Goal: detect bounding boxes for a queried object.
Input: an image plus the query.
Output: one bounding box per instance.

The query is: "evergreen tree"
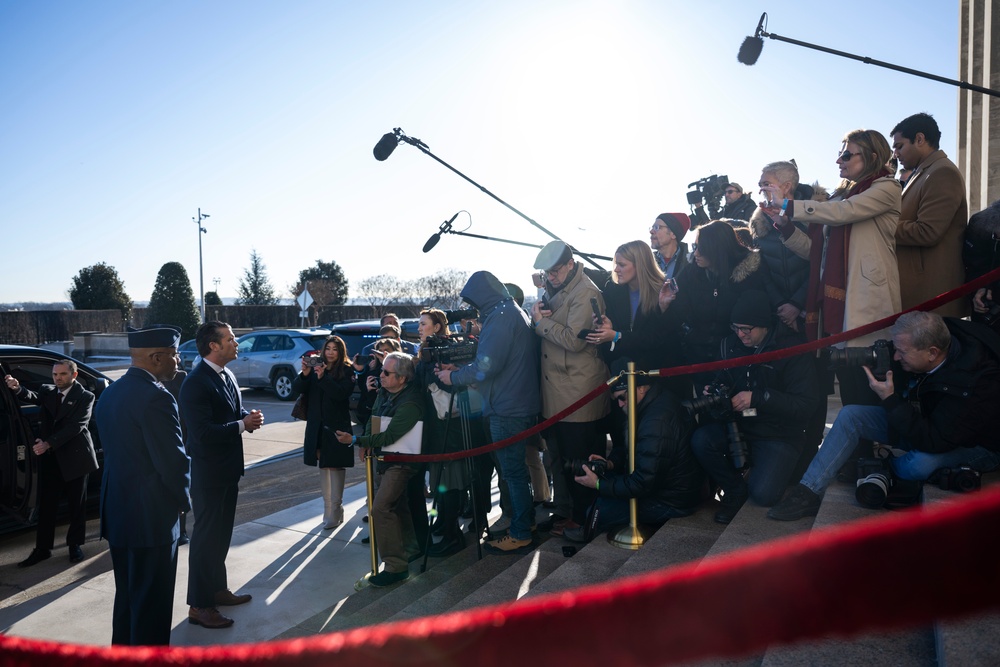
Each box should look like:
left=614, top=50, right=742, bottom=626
left=146, top=262, right=201, bottom=339
left=236, top=249, right=278, bottom=306
left=204, top=291, right=223, bottom=306
left=68, top=262, right=133, bottom=321
left=290, top=259, right=349, bottom=308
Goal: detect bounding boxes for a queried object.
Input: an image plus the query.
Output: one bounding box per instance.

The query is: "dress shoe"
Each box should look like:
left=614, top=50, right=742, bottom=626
left=214, top=589, right=252, bottom=606
left=178, top=533, right=189, bottom=546
left=368, top=569, right=408, bottom=588
left=17, top=549, right=51, bottom=568
left=188, top=606, right=234, bottom=629
left=68, top=545, right=85, bottom=563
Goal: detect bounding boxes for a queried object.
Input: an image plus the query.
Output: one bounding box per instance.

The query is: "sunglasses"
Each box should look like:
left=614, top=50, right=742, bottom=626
left=838, top=149, right=864, bottom=162
left=613, top=393, right=627, bottom=405
left=725, top=189, right=739, bottom=194
left=380, top=368, right=397, bottom=377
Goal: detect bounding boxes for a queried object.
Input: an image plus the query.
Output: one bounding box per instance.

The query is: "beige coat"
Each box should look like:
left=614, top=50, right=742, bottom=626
left=781, top=177, right=902, bottom=346
left=896, top=150, right=969, bottom=317
left=534, top=265, right=610, bottom=422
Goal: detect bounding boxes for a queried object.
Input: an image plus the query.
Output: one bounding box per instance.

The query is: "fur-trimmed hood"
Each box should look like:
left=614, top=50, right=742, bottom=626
left=731, top=249, right=762, bottom=283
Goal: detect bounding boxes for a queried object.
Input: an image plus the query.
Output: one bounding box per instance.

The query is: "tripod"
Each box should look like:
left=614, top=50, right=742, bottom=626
left=420, top=386, right=485, bottom=572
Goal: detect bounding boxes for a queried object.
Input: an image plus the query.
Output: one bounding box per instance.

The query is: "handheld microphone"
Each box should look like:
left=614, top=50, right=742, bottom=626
left=422, top=212, right=461, bottom=253
left=373, top=132, right=399, bottom=161
left=737, top=13, right=766, bottom=65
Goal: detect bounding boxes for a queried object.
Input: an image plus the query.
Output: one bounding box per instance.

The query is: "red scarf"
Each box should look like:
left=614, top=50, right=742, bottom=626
left=804, top=169, right=890, bottom=340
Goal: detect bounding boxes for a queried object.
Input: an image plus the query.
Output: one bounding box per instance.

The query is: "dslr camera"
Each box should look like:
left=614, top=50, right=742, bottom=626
left=564, top=458, right=609, bottom=478
left=930, top=466, right=981, bottom=493
left=682, top=382, right=752, bottom=471
left=829, top=339, right=894, bottom=380
left=303, top=351, right=325, bottom=368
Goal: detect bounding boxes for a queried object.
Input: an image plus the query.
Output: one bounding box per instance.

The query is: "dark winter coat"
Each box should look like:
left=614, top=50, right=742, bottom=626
left=883, top=318, right=1000, bottom=453
left=713, top=324, right=820, bottom=444
left=600, top=279, right=682, bottom=373
left=750, top=208, right=810, bottom=312
left=667, top=250, right=771, bottom=366
left=601, top=383, right=703, bottom=512
left=293, top=365, right=355, bottom=468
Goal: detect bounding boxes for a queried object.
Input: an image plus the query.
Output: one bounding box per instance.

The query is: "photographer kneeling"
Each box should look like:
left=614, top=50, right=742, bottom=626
left=768, top=311, right=1000, bottom=521
left=567, top=360, right=704, bottom=542
left=690, top=291, right=821, bottom=524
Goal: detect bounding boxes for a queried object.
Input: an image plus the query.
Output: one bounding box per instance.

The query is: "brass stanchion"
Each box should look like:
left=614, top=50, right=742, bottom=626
left=609, top=361, right=652, bottom=550
left=354, top=451, right=380, bottom=590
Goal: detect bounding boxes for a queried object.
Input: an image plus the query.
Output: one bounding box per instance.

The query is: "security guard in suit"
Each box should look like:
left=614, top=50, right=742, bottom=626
left=5, top=360, right=98, bottom=567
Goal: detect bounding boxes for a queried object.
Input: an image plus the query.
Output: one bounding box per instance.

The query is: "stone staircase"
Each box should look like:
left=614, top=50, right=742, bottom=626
left=273, top=471, right=999, bottom=665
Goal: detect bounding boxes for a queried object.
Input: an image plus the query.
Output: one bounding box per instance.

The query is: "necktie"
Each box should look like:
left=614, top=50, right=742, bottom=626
left=221, top=371, right=237, bottom=405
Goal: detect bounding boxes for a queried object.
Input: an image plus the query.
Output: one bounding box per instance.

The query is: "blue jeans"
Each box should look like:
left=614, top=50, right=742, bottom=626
left=800, top=405, right=1000, bottom=494
left=488, top=415, right=536, bottom=541
left=691, top=423, right=801, bottom=507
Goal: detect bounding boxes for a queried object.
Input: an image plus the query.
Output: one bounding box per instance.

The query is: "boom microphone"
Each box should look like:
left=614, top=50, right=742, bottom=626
left=373, top=132, right=399, bottom=161
left=422, top=212, right=461, bottom=253
left=737, top=12, right=766, bottom=65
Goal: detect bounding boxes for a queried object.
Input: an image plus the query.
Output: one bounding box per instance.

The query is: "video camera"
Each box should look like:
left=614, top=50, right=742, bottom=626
left=419, top=333, right=479, bottom=366
left=686, top=173, right=729, bottom=220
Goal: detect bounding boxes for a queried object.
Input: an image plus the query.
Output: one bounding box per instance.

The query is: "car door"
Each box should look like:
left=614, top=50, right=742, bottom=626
left=231, top=335, right=258, bottom=387
left=247, top=334, right=291, bottom=385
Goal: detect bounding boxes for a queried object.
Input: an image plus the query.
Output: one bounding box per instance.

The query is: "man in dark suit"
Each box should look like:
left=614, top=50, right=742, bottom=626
left=4, top=359, right=98, bottom=567
left=95, top=325, right=190, bottom=646
left=180, top=321, right=264, bottom=629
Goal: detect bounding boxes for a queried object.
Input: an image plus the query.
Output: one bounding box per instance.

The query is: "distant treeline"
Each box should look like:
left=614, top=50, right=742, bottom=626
left=0, top=305, right=423, bottom=346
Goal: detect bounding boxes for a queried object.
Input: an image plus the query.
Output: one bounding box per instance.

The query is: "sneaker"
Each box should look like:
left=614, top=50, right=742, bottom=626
left=549, top=518, right=580, bottom=536
left=369, top=570, right=409, bottom=587
left=483, top=534, right=534, bottom=555
left=767, top=484, right=822, bottom=521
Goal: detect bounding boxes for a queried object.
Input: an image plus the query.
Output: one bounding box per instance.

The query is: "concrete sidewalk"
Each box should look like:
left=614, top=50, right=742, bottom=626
left=0, top=483, right=376, bottom=646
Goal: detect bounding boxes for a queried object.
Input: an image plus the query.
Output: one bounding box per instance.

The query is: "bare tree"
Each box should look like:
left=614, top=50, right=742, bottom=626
left=415, top=269, right=469, bottom=309
left=356, top=275, right=403, bottom=315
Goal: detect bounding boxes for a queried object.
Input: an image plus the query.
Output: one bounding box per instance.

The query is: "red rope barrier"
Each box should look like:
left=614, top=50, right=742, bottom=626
left=386, top=265, right=1000, bottom=464
left=4, top=486, right=999, bottom=666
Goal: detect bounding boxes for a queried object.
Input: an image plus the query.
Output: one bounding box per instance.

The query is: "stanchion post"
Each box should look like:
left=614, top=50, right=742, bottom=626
left=609, top=361, right=652, bottom=550
left=355, top=451, right=380, bottom=590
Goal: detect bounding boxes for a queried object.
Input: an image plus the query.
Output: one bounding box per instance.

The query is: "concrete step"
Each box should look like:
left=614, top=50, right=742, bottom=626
left=758, top=481, right=935, bottom=667
left=446, top=536, right=567, bottom=612
left=612, top=503, right=725, bottom=581
left=927, top=472, right=1000, bottom=667
left=516, top=531, right=636, bottom=600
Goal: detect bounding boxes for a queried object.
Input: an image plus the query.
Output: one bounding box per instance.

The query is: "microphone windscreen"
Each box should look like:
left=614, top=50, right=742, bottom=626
left=373, top=132, right=399, bottom=161
left=422, top=233, right=441, bottom=253
left=737, top=36, right=763, bottom=65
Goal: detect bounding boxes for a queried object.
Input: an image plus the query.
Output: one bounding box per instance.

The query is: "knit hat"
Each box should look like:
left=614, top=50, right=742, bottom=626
left=609, top=358, right=655, bottom=392
left=656, top=213, right=691, bottom=241
left=729, top=291, right=772, bottom=328
left=726, top=182, right=743, bottom=194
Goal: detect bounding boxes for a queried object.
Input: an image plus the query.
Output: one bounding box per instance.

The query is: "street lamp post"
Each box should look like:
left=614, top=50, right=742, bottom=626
left=193, top=208, right=210, bottom=322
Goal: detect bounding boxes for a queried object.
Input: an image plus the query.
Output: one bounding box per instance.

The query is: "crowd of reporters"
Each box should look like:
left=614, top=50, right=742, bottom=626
left=305, top=111, right=1000, bottom=586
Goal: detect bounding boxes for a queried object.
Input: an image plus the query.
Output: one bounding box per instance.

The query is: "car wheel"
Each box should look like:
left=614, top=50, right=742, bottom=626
left=272, top=370, right=295, bottom=401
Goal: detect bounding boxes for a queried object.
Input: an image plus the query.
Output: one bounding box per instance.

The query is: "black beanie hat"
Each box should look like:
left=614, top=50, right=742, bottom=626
left=730, top=290, right=772, bottom=328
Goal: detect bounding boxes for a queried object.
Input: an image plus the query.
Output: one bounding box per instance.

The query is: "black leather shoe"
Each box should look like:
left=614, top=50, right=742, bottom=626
left=68, top=545, right=85, bottom=563
left=767, top=484, right=822, bottom=521
left=178, top=533, right=190, bottom=546
left=17, top=549, right=51, bottom=568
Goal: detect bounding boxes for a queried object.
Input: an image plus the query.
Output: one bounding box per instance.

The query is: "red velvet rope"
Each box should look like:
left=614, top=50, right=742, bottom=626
left=384, top=265, right=1000, bottom=463
left=4, top=270, right=998, bottom=664
left=4, top=486, right=999, bottom=665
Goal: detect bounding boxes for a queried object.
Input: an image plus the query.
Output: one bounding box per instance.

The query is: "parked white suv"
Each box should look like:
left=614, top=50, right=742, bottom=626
left=231, top=329, right=330, bottom=400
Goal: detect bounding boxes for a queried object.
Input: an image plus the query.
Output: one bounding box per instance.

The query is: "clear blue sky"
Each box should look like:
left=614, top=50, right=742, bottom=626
left=0, top=0, right=962, bottom=305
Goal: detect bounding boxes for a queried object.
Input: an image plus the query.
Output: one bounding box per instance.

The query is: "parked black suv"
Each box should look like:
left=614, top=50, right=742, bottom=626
left=0, top=345, right=112, bottom=533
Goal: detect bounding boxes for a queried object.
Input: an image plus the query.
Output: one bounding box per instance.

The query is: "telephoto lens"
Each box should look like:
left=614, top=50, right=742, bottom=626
left=856, top=472, right=893, bottom=509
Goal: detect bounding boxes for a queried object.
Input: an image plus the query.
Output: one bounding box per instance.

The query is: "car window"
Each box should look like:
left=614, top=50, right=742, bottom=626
left=305, top=335, right=328, bottom=350
left=237, top=337, right=256, bottom=354
left=276, top=335, right=294, bottom=351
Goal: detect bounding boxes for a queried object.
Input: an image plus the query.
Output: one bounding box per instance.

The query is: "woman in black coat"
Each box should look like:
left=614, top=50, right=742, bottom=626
left=293, top=335, right=355, bottom=530
left=659, top=219, right=771, bottom=375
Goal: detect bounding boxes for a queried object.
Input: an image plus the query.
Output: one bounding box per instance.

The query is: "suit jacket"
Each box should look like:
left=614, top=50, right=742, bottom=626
left=896, top=150, right=969, bottom=317
left=17, top=381, right=98, bottom=481
left=95, top=367, right=190, bottom=547
left=179, top=360, right=248, bottom=489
